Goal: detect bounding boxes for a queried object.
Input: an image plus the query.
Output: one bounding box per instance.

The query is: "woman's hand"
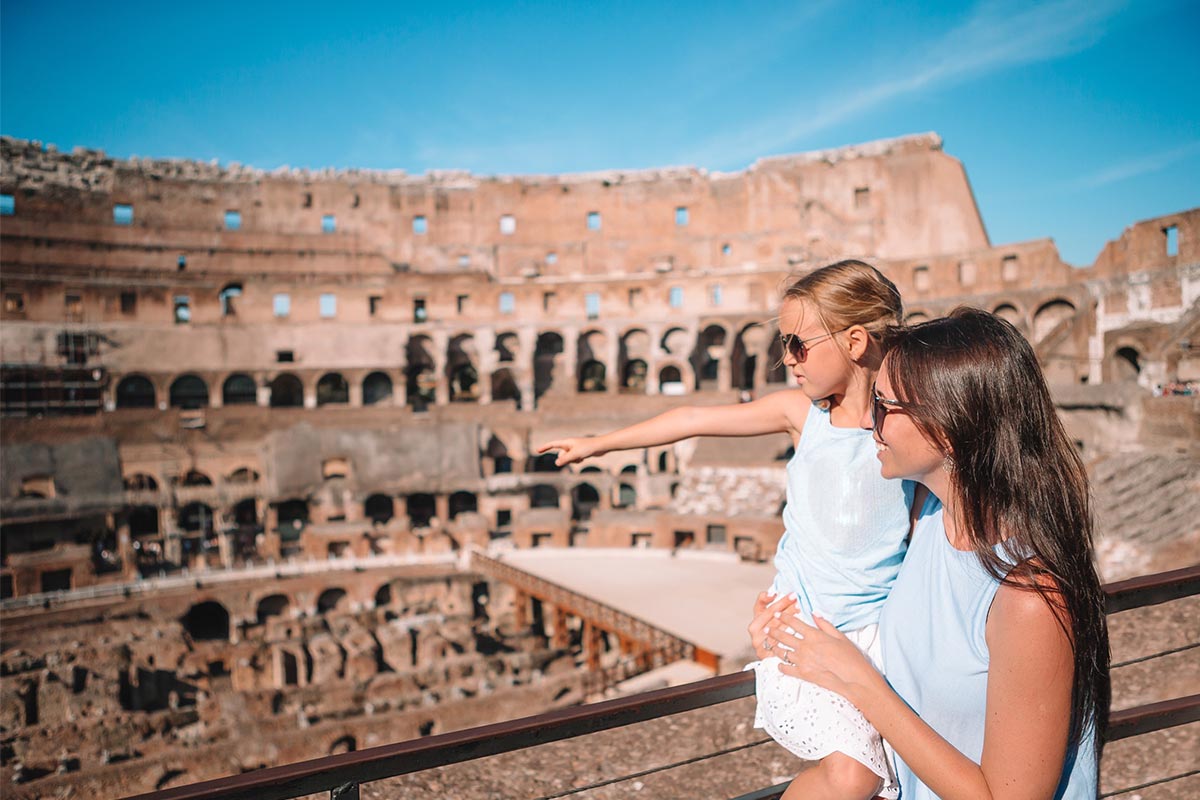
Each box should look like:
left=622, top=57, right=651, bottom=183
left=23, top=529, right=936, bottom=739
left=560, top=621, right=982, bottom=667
left=767, top=613, right=885, bottom=704
left=535, top=437, right=606, bottom=466
left=746, top=592, right=797, bottom=660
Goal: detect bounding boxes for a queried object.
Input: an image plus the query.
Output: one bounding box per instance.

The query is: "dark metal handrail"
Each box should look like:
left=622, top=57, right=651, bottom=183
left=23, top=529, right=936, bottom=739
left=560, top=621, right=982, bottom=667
left=122, top=563, right=1200, bottom=800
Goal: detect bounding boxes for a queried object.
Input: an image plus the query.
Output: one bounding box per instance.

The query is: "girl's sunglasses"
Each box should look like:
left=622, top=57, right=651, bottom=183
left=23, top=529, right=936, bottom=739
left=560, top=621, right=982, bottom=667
left=778, top=327, right=850, bottom=361
left=871, top=383, right=914, bottom=436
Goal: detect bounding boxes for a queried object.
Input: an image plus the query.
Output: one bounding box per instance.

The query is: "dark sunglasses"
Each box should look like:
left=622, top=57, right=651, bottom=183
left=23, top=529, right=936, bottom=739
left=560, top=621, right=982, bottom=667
left=778, top=327, right=850, bottom=361
left=871, top=382, right=913, bottom=436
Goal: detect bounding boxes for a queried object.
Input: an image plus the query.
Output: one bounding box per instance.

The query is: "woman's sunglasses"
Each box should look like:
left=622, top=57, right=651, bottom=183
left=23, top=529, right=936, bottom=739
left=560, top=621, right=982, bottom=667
left=778, top=327, right=850, bottom=361
left=871, top=383, right=913, bottom=436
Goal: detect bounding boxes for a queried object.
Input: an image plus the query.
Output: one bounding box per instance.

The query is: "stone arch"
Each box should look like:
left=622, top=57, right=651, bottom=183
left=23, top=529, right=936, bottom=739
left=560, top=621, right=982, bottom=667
left=485, top=434, right=514, bottom=473
left=491, top=368, right=521, bottom=408
left=691, top=323, right=728, bottom=389
left=658, top=362, right=687, bottom=395
left=269, top=373, right=304, bottom=408
left=529, top=484, right=559, bottom=509
left=256, top=594, right=290, bottom=624
left=660, top=327, right=689, bottom=356
left=169, top=374, right=209, bottom=409
left=179, top=470, right=213, bottom=487
left=124, top=473, right=159, bottom=491
left=406, top=336, right=437, bottom=410
left=992, top=302, right=1024, bottom=329
left=447, top=334, right=480, bottom=402
left=765, top=326, right=787, bottom=384
left=732, top=323, right=766, bottom=391
left=534, top=331, right=565, bottom=405
left=222, top=373, right=257, bottom=406
left=116, top=374, right=157, bottom=409
left=316, top=587, right=349, bottom=614
left=1032, top=298, right=1077, bottom=342
left=365, top=494, right=395, bottom=524
left=329, top=736, right=356, bottom=755
left=1111, top=345, right=1142, bottom=381
left=362, top=372, right=394, bottom=406
left=317, top=372, right=350, bottom=406
left=181, top=600, right=230, bottom=641
left=571, top=483, right=600, bottom=521
left=619, top=328, right=651, bottom=393
left=494, top=331, right=520, bottom=364
left=578, top=360, right=607, bottom=393
left=449, top=491, right=477, bottom=519
left=407, top=493, right=435, bottom=527
left=226, top=467, right=260, bottom=484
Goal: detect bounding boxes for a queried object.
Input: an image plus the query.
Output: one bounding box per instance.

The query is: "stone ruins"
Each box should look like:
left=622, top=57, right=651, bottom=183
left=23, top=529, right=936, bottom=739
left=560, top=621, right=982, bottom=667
left=0, top=132, right=1196, bottom=796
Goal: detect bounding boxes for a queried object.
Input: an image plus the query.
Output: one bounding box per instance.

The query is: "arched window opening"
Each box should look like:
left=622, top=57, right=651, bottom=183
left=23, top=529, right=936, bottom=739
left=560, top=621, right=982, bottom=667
left=317, top=373, right=349, bottom=405
left=407, top=494, right=435, bottom=527
left=316, top=588, right=348, bottom=614
left=529, top=453, right=561, bottom=473
left=448, top=335, right=480, bottom=402
left=128, top=506, right=159, bottom=537
left=180, top=470, right=213, bottom=487
left=659, top=365, right=685, bottom=396
left=533, top=332, right=564, bottom=406
left=226, top=467, right=260, bottom=484
left=276, top=499, right=309, bottom=538
left=374, top=582, right=393, bottom=607
left=169, top=375, right=209, bottom=409
left=362, top=372, right=393, bottom=406
left=116, top=375, right=156, bottom=409
left=491, top=369, right=521, bottom=408
left=269, top=374, right=304, bottom=408
left=1114, top=346, right=1141, bottom=381
left=529, top=484, right=559, bottom=509
left=766, top=332, right=787, bottom=384
left=222, top=373, right=257, bottom=406
left=178, top=502, right=215, bottom=533
left=365, top=494, right=395, bottom=524
left=578, top=360, right=607, bottom=393
left=406, top=337, right=437, bottom=411
left=571, top=484, right=600, bottom=521
left=691, top=325, right=726, bottom=390
left=218, top=283, right=243, bottom=317
left=256, top=594, right=289, bottom=624
left=992, top=303, right=1023, bottom=328
left=232, top=498, right=258, bottom=527
left=617, top=484, right=637, bottom=508
left=1032, top=299, right=1077, bottom=342
left=621, top=359, right=648, bottom=393
left=124, top=473, right=158, bottom=491
left=181, top=601, right=230, bottom=641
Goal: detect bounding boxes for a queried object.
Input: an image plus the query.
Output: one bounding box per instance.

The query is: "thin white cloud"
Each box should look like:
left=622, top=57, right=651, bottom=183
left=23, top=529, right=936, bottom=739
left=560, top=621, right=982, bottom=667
left=685, top=0, right=1127, bottom=167
left=1072, top=141, right=1200, bottom=189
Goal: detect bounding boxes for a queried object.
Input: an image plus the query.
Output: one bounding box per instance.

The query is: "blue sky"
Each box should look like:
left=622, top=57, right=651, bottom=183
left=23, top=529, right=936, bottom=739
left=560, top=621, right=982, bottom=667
left=2, top=0, right=1197, bottom=265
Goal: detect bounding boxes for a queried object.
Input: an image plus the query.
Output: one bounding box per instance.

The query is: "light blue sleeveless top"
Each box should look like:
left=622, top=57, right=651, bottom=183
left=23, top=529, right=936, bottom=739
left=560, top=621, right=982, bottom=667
left=879, top=496, right=1097, bottom=799
left=771, top=402, right=913, bottom=631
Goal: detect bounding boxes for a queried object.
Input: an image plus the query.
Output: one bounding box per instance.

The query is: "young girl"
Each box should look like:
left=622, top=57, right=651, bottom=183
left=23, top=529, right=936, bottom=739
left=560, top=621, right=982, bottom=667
left=539, top=260, right=912, bottom=799
left=764, top=308, right=1110, bottom=799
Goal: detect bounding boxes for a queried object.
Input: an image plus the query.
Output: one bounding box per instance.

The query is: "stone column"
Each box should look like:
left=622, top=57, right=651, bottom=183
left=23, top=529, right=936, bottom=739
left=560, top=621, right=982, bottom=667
left=348, top=377, right=363, bottom=408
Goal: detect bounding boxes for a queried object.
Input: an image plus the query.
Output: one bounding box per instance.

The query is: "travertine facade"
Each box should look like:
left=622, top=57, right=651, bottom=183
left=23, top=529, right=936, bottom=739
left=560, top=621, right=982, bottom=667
left=1, top=133, right=1197, bottom=795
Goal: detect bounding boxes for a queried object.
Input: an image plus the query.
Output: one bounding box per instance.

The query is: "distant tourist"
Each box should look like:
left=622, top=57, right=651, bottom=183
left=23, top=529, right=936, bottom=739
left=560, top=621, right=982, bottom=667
left=765, top=308, right=1110, bottom=799
left=540, top=260, right=913, bottom=798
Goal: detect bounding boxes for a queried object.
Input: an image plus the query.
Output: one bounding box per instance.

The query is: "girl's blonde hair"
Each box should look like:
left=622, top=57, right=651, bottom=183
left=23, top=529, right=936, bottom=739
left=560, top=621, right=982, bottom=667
left=782, top=259, right=904, bottom=343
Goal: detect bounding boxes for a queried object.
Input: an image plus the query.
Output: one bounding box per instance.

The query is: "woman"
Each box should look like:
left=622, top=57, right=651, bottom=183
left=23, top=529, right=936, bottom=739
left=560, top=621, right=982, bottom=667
left=758, top=308, right=1110, bottom=799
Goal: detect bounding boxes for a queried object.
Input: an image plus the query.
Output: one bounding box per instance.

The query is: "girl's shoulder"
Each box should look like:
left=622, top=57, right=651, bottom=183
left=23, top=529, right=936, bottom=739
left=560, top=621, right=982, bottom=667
left=762, top=389, right=814, bottom=443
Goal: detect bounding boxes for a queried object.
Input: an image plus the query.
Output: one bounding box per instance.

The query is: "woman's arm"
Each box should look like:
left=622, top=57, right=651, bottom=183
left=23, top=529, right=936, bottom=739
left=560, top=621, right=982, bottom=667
left=537, top=389, right=810, bottom=466
left=769, top=586, right=1075, bottom=800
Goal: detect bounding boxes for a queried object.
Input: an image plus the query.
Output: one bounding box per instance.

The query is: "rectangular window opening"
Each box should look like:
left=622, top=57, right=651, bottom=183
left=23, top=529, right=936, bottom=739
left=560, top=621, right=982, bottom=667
left=456, top=294, right=468, bottom=314
left=113, top=204, right=133, bottom=225
left=320, top=293, right=337, bottom=318
left=0, top=194, right=14, bottom=216
left=586, top=211, right=601, bottom=231
left=499, top=214, right=516, bottom=235
left=675, top=206, right=689, bottom=226
left=913, top=266, right=931, bottom=293
left=854, top=187, right=870, bottom=209
left=1001, top=255, right=1019, bottom=282
left=64, top=293, right=83, bottom=317
left=413, top=215, right=428, bottom=235
left=5, top=292, right=26, bottom=313
left=499, top=292, right=515, bottom=314
left=277, top=350, right=294, bottom=363
left=273, top=293, right=291, bottom=318
left=709, top=284, right=723, bottom=306
left=1165, top=225, right=1179, bottom=257
left=413, top=298, right=427, bottom=323
left=457, top=254, right=470, bottom=268
left=224, top=210, right=242, bottom=231
left=668, top=286, right=683, bottom=309
left=120, top=291, right=136, bottom=315
left=706, top=524, right=727, bottom=546
left=173, top=296, right=191, bottom=324
left=585, top=292, right=601, bottom=320
left=545, top=252, right=558, bottom=265
left=542, top=291, right=556, bottom=313
left=321, top=214, right=336, bottom=234
left=628, top=287, right=641, bottom=308
left=369, top=295, right=382, bottom=317
left=958, top=260, right=977, bottom=287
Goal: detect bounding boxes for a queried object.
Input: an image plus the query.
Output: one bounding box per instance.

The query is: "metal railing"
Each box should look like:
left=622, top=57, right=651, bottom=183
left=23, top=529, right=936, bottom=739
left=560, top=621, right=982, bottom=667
left=118, top=562, right=1200, bottom=800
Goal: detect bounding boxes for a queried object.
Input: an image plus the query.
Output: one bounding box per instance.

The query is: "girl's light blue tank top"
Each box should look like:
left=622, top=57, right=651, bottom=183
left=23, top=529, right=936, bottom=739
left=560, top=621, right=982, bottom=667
left=878, top=496, right=1098, bottom=799
left=771, top=402, right=912, bottom=631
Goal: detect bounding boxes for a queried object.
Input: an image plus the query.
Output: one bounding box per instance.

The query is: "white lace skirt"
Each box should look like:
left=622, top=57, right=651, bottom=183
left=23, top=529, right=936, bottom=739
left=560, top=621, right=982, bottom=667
left=745, top=623, right=899, bottom=799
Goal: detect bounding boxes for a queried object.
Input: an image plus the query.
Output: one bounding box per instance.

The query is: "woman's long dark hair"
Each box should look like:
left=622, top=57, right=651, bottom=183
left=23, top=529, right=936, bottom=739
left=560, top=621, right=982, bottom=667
left=885, top=307, right=1110, bottom=758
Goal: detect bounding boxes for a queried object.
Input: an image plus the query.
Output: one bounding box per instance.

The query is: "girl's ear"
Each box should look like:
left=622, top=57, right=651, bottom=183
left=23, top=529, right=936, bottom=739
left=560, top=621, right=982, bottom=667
left=845, top=325, right=872, bottom=360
